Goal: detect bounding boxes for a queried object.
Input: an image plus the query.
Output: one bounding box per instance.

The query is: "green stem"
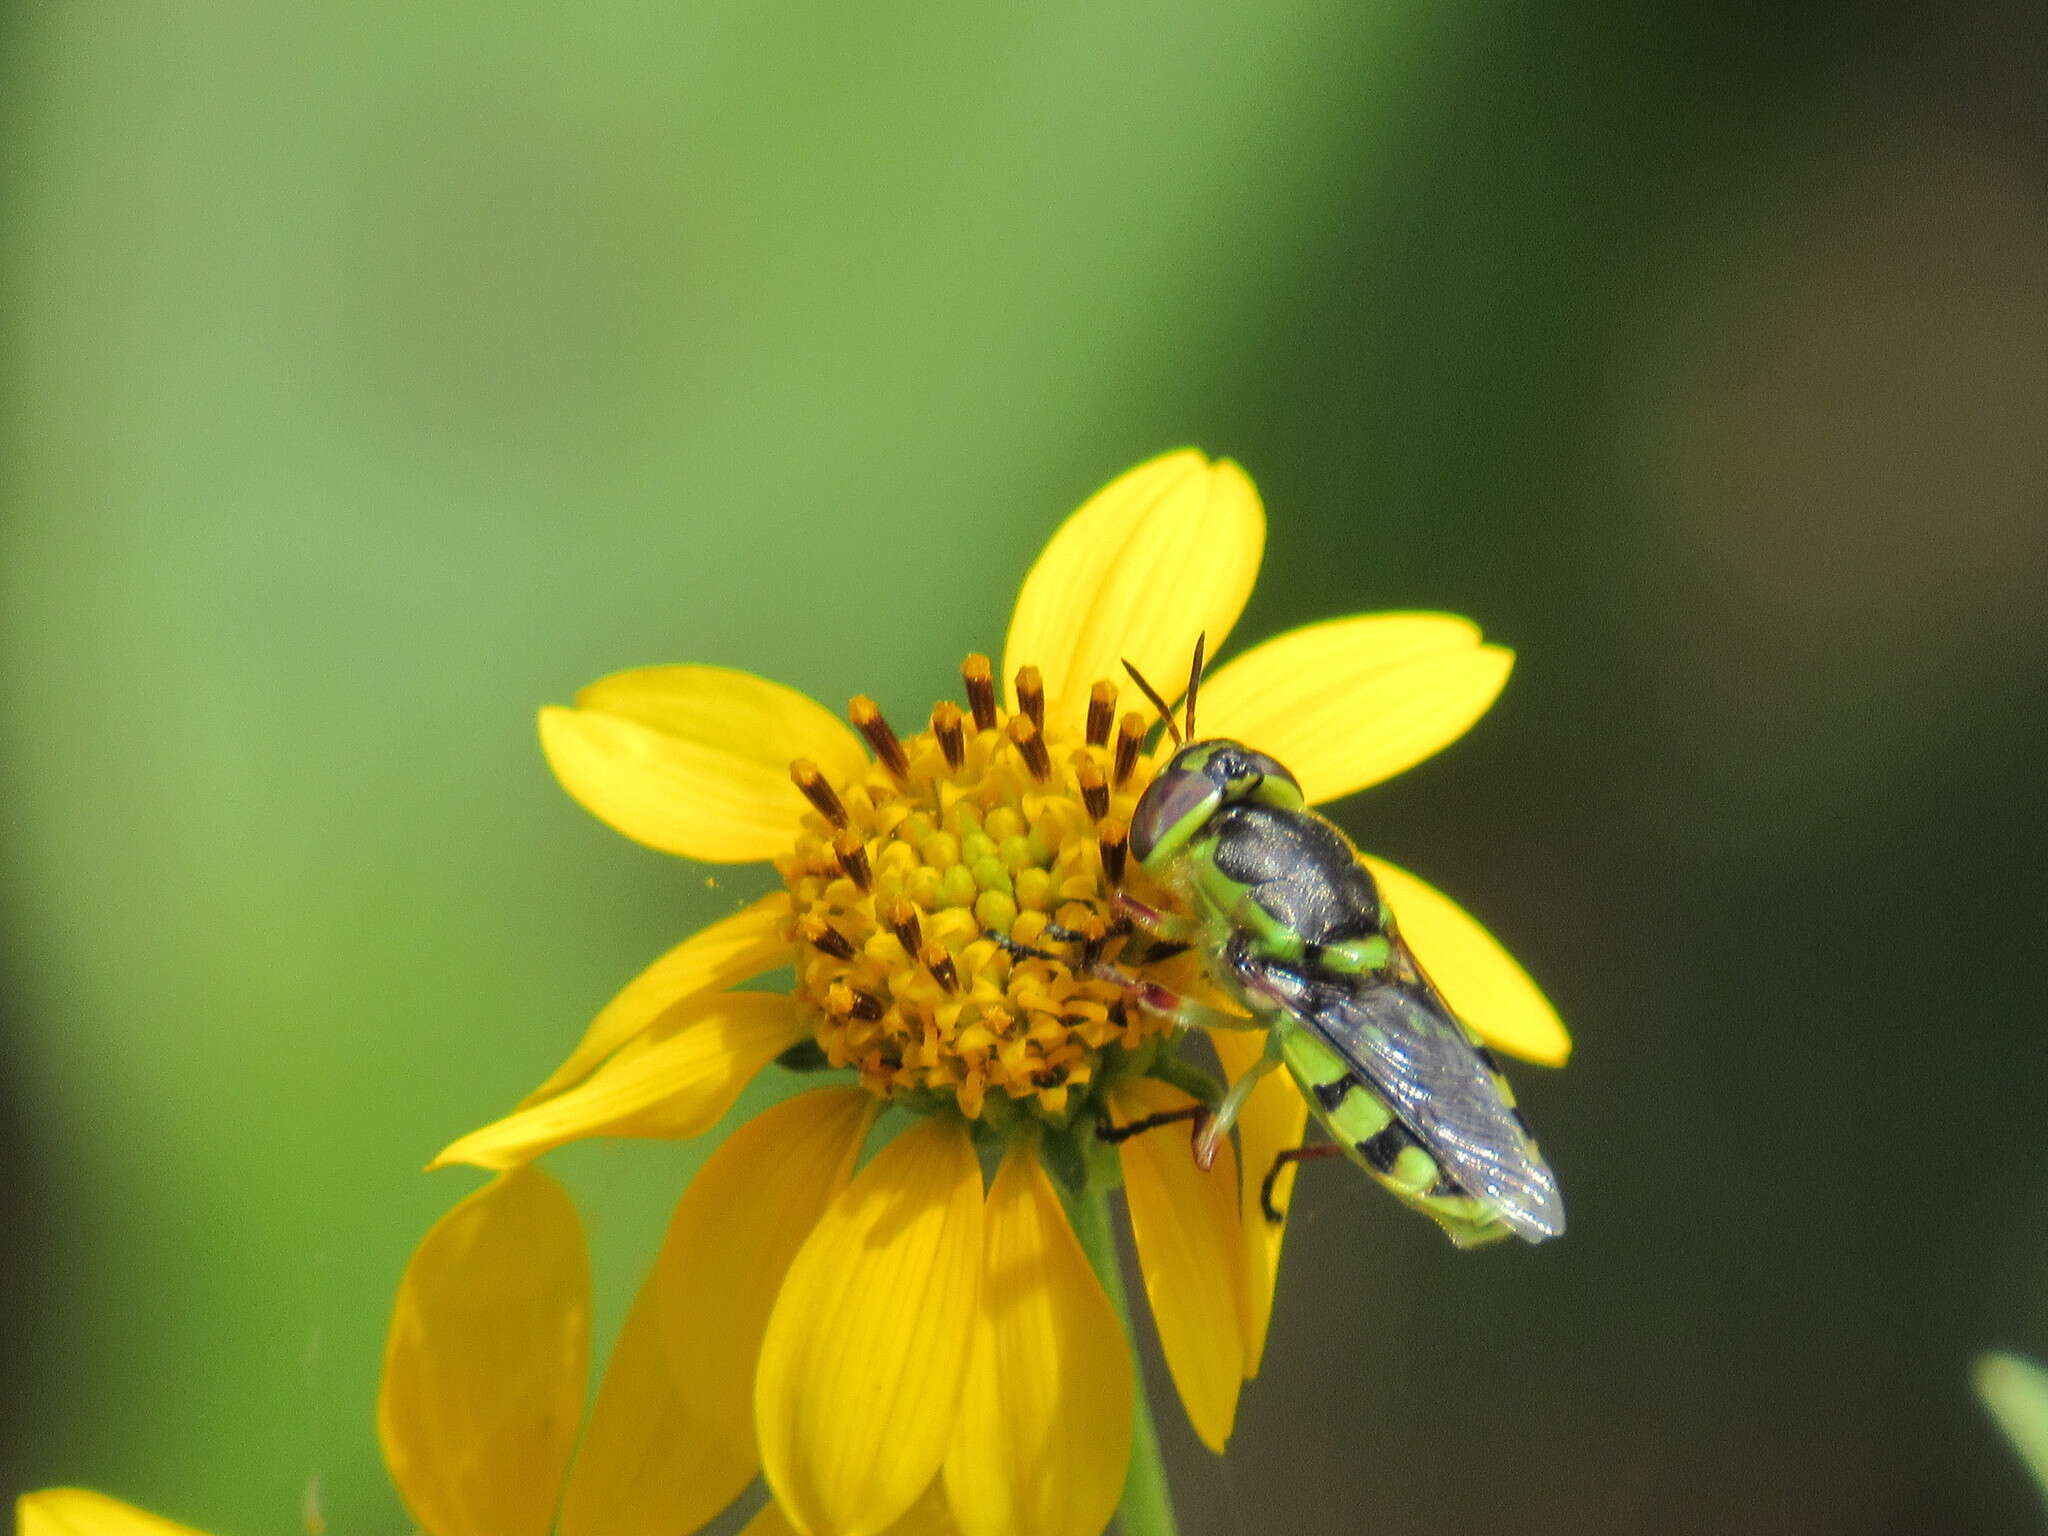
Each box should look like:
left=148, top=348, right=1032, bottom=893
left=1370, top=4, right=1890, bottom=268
left=1070, top=1185, right=1181, bottom=1536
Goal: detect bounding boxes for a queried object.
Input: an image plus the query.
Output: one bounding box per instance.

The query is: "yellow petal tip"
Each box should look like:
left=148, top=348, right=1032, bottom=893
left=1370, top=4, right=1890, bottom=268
left=424, top=1129, right=518, bottom=1173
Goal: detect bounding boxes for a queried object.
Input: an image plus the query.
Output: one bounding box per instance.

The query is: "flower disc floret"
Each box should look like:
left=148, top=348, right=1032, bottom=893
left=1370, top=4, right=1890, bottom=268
left=776, top=655, right=1164, bottom=1121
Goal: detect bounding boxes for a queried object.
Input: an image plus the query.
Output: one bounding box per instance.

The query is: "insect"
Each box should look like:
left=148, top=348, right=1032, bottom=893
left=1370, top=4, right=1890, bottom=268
left=1081, top=640, right=1564, bottom=1247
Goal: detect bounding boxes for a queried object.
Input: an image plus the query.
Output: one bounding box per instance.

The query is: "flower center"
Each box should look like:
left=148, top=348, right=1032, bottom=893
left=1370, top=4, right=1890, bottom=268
left=775, top=654, right=1168, bottom=1122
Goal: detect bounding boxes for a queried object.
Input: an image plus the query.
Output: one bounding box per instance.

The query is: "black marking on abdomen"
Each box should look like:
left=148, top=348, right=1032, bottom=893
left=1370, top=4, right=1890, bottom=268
left=1357, top=1123, right=1410, bottom=1174
left=1510, top=1106, right=1533, bottom=1139
left=1472, top=1044, right=1502, bottom=1074
left=1312, top=1076, right=1354, bottom=1113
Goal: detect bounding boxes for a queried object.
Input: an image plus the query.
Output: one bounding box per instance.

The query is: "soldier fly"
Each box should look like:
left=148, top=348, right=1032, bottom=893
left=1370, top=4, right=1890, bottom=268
left=1059, top=640, right=1564, bottom=1246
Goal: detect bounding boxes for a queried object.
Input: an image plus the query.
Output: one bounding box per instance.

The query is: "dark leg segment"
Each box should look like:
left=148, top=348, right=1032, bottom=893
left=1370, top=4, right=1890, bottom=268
left=1260, top=1143, right=1345, bottom=1222
left=1096, top=1104, right=1210, bottom=1145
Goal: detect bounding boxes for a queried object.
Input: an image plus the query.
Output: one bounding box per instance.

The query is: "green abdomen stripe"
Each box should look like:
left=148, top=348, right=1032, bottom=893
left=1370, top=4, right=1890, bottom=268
left=1275, top=1024, right=1513, bottom=1247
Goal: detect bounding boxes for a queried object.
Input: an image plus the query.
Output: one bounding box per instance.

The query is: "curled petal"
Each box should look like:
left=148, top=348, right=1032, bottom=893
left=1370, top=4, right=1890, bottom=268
left=635, top=1088, right=875, bottom=1530
left=523, top=894, right=794, bottom=1105
left=1197, top=615, right=1511, bottom=804
left=1209, top=1029, right=1309, bottom=1378
left=541, top=666, right=868, bottom=862
left=1004, top=451, right=1263, bottom=723
left=1365, top=855, right=1571, bottom=1066
left=432, top=992, right=806, bottom=1169
left=943, top=1142, right=1131, bottom=1536
left=1111, top=1077, right=1246, bottom=1453
left=377, top=1167, right=589, bottom=1536
left=17, top=1492, right=211, bottom=1536
left=757, top=1118, right=983, bottom=1536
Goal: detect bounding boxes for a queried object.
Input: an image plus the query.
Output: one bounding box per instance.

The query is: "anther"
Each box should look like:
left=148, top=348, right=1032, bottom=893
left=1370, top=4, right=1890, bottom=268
left=797, top=914, right=855, bottom=961
left=885, top=897, right=924, bottom=957
left=1098, top=818, right=1129, bottom=886
left=832, top=828, right=873, bottom=890
left=848, top=696, right=910, bottom=780
left=1015, top=665, right=1045, bottom=731
left=919, top=939, right=959, bottom=993
left=1113, top=711, right=1146, bottom=787
left=962, top=654, right=998, bottom=732
left=1073, top=753, right=1109, bottom=821
left=1072, top=912, right=1109, bottom=967
left=1007, top=715, right=1051, bottom=781
left=931, top=700, right=965, bottom=770
left=829, top=981, right=886, bottom=1021
left=1086, top=680, right=1117, bottom=748
left=789, top=759, right=849, bottom=827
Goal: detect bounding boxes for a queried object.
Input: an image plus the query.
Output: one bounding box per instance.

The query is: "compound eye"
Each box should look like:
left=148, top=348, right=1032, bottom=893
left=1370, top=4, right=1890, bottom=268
left=1129, top=768, right=1220, bottom=865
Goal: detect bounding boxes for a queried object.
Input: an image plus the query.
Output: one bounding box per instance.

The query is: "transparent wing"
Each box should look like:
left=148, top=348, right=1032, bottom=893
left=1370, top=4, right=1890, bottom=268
left=1241, top=942, right=1565, bottom=1241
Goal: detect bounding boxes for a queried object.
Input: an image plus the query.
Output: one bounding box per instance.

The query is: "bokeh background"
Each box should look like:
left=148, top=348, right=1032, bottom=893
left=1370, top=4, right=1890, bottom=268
left=4, top=2, right=2045, bottom=1532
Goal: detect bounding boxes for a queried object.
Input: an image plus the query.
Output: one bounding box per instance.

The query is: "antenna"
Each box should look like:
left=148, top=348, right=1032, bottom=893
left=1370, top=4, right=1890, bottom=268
left=1184, top=631, right=1205, bottom=741
left=1121, top=658, right=1183, bottom=746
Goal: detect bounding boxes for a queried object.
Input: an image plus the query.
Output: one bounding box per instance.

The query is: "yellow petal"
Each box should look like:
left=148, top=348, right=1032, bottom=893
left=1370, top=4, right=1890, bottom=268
left=1364, top=855, right=1571, bottom=1066
left=541, top=666, right=868, bottom=863
left=17, top=1491, right=211, bottom=1536
left=1003, top=451, right=1264, bottom=722
left=757, top=1118, right=984, bottom=1536
left=556, top=1268, right=702, bottom=1536
left=742, top=1484, right=963, bottom=1536
left=943, top=1143, right=1131, bottom=1536
left=377, top=1167, right=589, bottom=1536
left=635, top=1088, right=875, bottom=1529
left=522, top=893, right=794, bottom=1105
left=433, top=991, right=806, bottom=1169
left=740, top=1505, right=802, bottom=1536
left=1209, top=1029, right=1309, bottom=1379
left=1196, top=615, right=1511, bottom=804
left=1110, top=1077, right=1246, bottom=1453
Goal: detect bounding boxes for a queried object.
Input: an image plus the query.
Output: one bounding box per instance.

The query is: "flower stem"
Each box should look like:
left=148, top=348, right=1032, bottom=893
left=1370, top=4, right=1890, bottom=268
left=1071, top=1185, right=1181, bottom=1536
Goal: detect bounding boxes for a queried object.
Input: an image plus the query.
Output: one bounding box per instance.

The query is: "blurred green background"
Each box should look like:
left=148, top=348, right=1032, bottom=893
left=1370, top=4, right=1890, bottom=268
left=5, top=1, right=2045, bottom=1531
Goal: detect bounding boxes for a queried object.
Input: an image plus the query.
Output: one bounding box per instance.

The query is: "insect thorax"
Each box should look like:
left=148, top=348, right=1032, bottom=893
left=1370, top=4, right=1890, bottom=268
left=1188, top=801, right=1391, bottom=964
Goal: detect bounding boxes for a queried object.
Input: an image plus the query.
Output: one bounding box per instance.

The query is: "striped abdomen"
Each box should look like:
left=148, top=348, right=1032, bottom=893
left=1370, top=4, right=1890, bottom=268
left=1275, top=1024, right=1522, bottom=1248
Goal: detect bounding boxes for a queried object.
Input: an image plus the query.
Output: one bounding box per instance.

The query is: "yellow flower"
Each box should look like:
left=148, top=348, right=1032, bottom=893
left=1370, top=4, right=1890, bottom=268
left=403, top=450, right=1569, bottom=1536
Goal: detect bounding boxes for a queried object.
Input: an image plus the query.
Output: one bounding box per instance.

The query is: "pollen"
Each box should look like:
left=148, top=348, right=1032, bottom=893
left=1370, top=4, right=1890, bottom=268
left=775, top=656, right=1172, bottom=1121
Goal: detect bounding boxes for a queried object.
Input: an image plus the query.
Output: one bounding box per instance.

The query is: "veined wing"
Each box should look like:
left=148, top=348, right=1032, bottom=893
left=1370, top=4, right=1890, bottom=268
left=1238, top=945, right=1565, bottom=1241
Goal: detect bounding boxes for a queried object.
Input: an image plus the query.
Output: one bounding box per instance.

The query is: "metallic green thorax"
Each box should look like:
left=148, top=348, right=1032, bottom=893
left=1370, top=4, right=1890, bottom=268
left=1130, top=737, right=1564, bottom=1245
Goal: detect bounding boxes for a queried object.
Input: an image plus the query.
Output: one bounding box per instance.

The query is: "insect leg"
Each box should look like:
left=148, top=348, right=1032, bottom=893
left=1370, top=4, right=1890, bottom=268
left=990, top=926, right=1255, bottom=1033
left=1094, top=1104, right=1208, bottom=1144
left=1192, top=1026, right=1287, bottom=1172
left=982, top=930, right=1062, bottom=963
left=1114, top=888, right=1204, bottom=950
left=1260, top=1144, right=1346, bottom=1223
left=1089, top=965, right=1260, bottom=1033
left=1111, top=890, right=1204, bottom=944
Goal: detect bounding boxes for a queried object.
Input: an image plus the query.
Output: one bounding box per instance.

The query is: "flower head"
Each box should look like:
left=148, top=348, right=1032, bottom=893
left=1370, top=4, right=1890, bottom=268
left=395, top=450, right=1569, bottom=1536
